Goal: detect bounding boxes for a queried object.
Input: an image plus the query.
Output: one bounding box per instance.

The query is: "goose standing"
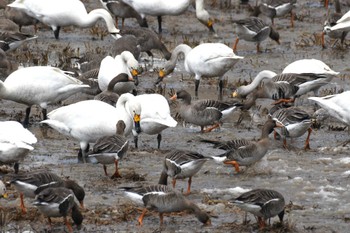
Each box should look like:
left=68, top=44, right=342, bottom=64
left=41, top=94, right=141, bottom=159
left=4, top=6, right=39, bottom=32
left=119, top=0, right=215, bottom=34
left=158, top=150, right=210, bottom=195
left=9, top=170, right=85, bottom=214
left=132, top=93, right=177, bottom=149
left=0, top=66, right=90, bottom=127
left=156, top=43, right=243, bottom=98
left=270, top=104, right=313, bottom=150
left=231, top=189, right=285, bottom=229
left=99, top=0, right=147, bottom=28
left=233, top=17, right=280, bottom=53
left=308, top=91, right=350, bottom=126
left=120, top=184, right=211, bottom=226
left=207, top=117, right=283, bottom=173
left=87, top=120, right=129, bottom=179
left=98, top=52, right=140, bottom=94
left=33, top=187, right=83, bottom=233
left=0, top=121, right=37, bottom=173
left=8, top=0, right=121, bottom=39
left=171, top=90, right=242, bottom=132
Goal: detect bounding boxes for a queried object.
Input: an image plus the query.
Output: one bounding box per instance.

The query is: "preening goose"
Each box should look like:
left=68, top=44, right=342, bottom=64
left=158, top=150, right=210, bottom=195
left=207, top=117, right=283, bottom=173
left=233, top=17, right=280, bottom=53
left=132, top=93, right=177, bottom=149
left=0, top=121, right=37, bottom=173
left=0, top=30, right=37, bottom=52
left=97, top=52, right=140, bottom=94
left=156, top=43, right=243, bottom=97
left=33, top=187, right=83, bottom=233
left=8, top=0, right=121, bottom=39
left=9, top=170, right=85, bottom=214
left=120, top=184, right=211, bottom=226
left=171, top=90, right=242, bottom=132
left=252, top=0, right=296, bottom=27
left=270, top=104, right=313, bottom=150
left=87, top=120, right=129, bottom=179
left=0, top=66, right=90, bottom=127
left=308, top=91, right=350, bottom=126
left=41, top=94, right=141, bottom=159
left=120, top=0, right=215, bottom=34
left=231, top=189, right=285, bottom=229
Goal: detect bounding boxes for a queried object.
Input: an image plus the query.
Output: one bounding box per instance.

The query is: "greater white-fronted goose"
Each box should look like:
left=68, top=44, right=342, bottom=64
left=87, top=120, right=129, bottom=178
left=119, top=0, right=215, bottom=34
left=0, top=30, right=37, bottom=52
left=99, top=0, right=147, bottom=28
left=119, top=27, right=171, bottom=60
left=94, top=73, right=133, bottom=106
left=171, top=90, right=242, bottom=133
left=156, top=43, right=243, bottom=98
left=158, top=150, right=210, bottom=195
left=233, top=17, right=280, bottom=53
left=232, top=188, right=285, bottom=229
left=0, top=66, right=90, bottom=127
left=207, top=117, right=283, bottom=172
left=41, top=94, right=141, bottom=159
left=8, top=0, right=121, bottom=39
left=252, top=0, right=296, bottom=27
left=322, top=0, right=348, bottom=48
left=0, top=121, right=37, bottom=173
left=4, top=6, right=39, bottom=32
left=308, top=91, right=350, bottom=126
left=120, top=184, right=211, bottom=226
left=97, top=52, right=140, bottom=94
left=270, top=104, right=313, bottom=150
left=133, top=93, right=177, bottom=148
left=33, top=187, right=83, bottom=233
left=9, top=170, right=85, bottom=214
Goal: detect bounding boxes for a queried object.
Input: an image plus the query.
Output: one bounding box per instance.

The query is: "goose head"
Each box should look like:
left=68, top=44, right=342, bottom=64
left=269, top=27, right=280, bottom=44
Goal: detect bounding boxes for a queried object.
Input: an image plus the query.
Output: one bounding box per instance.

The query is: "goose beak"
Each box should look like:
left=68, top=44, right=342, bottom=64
left=232, top=91, right=239, bottom=98
left=275, top=121, right=284, bottom=128
left=2, top=193, right=8, bottom=198
left=170, top=93, right=177, bottom=101
left=204, top=219, right=212, bottom=226
left=79, top=200, right=85, bottom=210
left=134, top=114, right=141, bottom=133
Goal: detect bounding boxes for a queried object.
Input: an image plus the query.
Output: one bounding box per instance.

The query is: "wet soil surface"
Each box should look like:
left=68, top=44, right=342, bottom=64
left=1, top=0, right=350, bottom=232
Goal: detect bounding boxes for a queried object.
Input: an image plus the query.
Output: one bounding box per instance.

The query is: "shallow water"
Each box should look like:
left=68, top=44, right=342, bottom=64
left=1, top=0, right=350, bottom=232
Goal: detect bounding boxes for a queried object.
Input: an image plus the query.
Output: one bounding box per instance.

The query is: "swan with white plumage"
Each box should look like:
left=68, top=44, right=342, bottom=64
left=41, top=94, right=141, bottom=159
left=8, top=0, right=121, bottom=39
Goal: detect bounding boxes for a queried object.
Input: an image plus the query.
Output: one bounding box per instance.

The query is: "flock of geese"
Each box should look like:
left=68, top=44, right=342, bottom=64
left=0, top=0, right=349, bottom=232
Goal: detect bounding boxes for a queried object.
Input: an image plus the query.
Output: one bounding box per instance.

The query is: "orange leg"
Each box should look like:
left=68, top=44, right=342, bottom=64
left=79, top=200, right=85, bottom=210
left=103, top=165, right=108, bottom=176
left=233, top=38, right=239, bottom=52
left=137, top=208, right=147, bottom=226
left=273, top=98, right=295, bottom=105
left=274, top=130, right=277, bottom=140
left=321, top=31, right=326, bottom=48
left=324, top=0, right=328, bottom=9
left=172, top=178, right=176, bottom=188
left=64, top=216, right=73, bottom=233
left=159, top=213, right=164, bottom=226
left=290, top=11, right=294, bottom=28
left=203, top=123, right=220, bottom=133
left=185, top=177, right=192, bottom=195
left=256, top=43, right=261, bottom=53
left=224, top=160, right=240, bottom=172
left=111, top=160, right=122, bottom=179
left=258, top=216, right=266, bottom=229
left=283, top=138, right=288, bottom=149
left=304, top=127, right=312, bottom=150
left=20, top=193, right=27, bottom=214
left=47, top=217, right=53, bottom=231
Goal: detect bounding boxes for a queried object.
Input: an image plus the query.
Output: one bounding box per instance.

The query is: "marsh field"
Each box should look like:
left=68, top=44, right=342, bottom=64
left=1, top=0, right=350, bottom=232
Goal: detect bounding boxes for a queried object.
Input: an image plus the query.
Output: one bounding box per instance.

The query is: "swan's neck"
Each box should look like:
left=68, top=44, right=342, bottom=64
left=237, top=70, right=276, bottom=96
left=80, top=9, right=118, bottom=33
left=195, top=0, right=206, bottom=11
left=164, top=44, right=192, bottom=73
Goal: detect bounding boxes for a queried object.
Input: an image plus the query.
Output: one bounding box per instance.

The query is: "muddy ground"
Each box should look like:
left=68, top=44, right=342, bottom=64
left=1, top=0, right=350, bottom=232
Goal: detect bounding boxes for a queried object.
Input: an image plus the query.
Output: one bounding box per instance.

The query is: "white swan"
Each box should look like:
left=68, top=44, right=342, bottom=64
left=308, top=91, right=350, bottom=126
left=98, top=52, right=140, bottom=94
left=41, top=94, right=141, bottom=159
left=0, top=121, right=37, bottom=173
left=0, top=66, right=90, bottom=127
left=8, top=0, right=121, bottom=39
left=120, top=0, right=215, bottom=33
left=156, top=43, right=243, bottom=98
left=132, top=94, right=177, bottom=149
